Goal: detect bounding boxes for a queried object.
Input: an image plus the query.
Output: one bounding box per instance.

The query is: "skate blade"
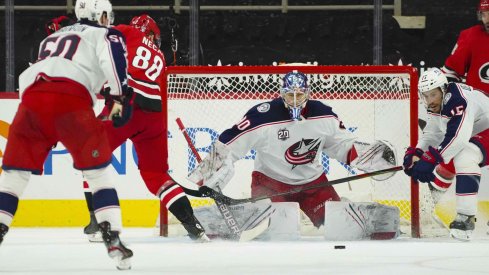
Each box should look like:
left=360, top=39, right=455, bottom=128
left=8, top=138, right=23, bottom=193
left=450, top=229, right=473, bottom=241
left=109, top=250, right=132, bottom=270
left=194, top=233, right=211, bottom=243
left=87, top=232, right=103, bottom=243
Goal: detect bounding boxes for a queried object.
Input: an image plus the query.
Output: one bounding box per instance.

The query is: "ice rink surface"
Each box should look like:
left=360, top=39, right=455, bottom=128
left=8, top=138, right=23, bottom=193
left=1, top=228, right=489, bottom=275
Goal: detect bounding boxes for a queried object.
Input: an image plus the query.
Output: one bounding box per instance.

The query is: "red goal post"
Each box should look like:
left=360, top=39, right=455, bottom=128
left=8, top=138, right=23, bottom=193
left=161, top=65, right=428, bottom=238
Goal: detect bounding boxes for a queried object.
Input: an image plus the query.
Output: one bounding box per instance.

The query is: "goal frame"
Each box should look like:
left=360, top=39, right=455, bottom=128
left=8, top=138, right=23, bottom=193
left=161, top=65, right=420, bottom=237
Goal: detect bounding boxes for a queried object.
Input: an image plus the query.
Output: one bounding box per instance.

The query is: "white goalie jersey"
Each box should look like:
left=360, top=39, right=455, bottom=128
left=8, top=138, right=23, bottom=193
left=189, top=98, right=396, bottom=188
left=217, top=99, right=356, bottom=185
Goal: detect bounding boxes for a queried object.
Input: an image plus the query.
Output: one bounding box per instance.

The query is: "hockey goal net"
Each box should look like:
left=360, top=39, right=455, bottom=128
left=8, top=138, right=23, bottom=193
left=161, top=65, right=451, bottom=238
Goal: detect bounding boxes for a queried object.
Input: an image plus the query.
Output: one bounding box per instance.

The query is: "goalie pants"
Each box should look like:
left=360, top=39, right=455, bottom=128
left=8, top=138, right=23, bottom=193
left=250, top=171, right=340, bottom=228
left=2, top=80, right=112, bottom=174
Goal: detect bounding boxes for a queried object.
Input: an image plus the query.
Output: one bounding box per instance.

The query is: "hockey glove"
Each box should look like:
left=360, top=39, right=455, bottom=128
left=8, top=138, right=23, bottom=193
left=112, top=87, right=135, bottom=128
left=45, top=15, right=74, bottom=35
left=402, top=147, right=424, bottom=176
left=411, top=146, right=444, bottom=183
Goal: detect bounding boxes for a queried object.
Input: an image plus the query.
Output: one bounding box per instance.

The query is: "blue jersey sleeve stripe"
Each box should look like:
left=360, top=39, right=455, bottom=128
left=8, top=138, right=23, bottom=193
left=439, top=111, right=466, bottom=154
left=220, top=119, right=291, bottom=145
left=106, top=29, right=127, bottom=94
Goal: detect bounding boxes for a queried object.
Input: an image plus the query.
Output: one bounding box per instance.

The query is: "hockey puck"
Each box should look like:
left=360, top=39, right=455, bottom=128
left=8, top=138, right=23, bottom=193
left=334, top=245, right=346, bottom=249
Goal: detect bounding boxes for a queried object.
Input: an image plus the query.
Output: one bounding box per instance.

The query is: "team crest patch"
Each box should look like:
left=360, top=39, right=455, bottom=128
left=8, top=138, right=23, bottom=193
left=257, top=103, right=270, bottom=113
left=443, top=92, right=451, bottom=105
left=92, top=150, right=99, bottom=158
left=284, top=138, right=321, bottom=169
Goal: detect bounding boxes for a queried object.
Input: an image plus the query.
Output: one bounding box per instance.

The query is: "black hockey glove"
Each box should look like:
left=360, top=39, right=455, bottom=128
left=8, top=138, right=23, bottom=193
left=112, top=87, right=135, bottom=128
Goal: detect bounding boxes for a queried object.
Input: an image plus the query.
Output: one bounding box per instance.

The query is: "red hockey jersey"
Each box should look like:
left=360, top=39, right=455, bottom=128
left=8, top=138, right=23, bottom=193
left=114, top=24, right=165, bottom=112
left=443, top=25, right=489, bottom=94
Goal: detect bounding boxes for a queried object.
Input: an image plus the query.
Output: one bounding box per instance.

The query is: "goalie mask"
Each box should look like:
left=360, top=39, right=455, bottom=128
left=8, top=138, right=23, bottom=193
left=130, top=14, right=161, bottom=48
left=281, top=72, right=310, bottom=120
left=418, top=68, right=448, bottom=114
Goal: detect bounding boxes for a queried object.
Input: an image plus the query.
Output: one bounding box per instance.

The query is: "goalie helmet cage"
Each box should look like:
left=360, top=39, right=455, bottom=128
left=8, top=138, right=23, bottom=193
left=160, top=65, right=433, bottom=238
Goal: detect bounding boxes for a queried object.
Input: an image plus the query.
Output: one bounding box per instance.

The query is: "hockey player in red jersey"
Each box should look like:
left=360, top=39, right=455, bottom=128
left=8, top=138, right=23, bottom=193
left=82, top=14, right=209, bottom=242
left=442, top=0, right=489, bottom=94
left=0, top=0, right=133, bottom=270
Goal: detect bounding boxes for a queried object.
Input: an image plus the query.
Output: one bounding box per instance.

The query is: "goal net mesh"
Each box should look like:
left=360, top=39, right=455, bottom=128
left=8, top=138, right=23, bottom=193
left=163, top=65, right=452, bottom=238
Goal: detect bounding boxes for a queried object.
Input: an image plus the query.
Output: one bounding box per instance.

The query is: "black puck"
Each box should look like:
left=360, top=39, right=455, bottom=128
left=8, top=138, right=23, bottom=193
left=334, top=245, right=346, bottom=249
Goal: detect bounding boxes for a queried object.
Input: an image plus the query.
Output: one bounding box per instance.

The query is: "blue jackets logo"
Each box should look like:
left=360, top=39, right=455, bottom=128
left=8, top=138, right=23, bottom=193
left=284, top=138, right=321, bottom=168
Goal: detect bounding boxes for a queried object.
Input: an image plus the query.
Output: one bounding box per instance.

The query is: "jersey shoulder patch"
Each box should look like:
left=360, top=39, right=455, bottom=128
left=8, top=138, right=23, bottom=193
left=441, top=83, right=468, bottom=117
left=218, top=98, right=289, bottom=144
left=256, top=102, right=271, bottom=113
left=244, top=98, right=290, bottom=124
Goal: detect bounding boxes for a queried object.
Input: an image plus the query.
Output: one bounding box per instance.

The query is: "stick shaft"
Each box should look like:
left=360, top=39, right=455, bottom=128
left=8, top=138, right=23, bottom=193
left=176, top=117, right=202, bottom=162
left=227, top=166, right=403, bottom=205
left=176, top=117, right=241, bottom=240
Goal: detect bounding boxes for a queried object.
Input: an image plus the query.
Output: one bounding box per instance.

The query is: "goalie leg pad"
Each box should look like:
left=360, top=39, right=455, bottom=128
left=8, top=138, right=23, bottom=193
left=324, top=201, right=400, bottom=240
left=193, top=199, right=276, bottom=240
left=301, top=184, right=340, bottom=228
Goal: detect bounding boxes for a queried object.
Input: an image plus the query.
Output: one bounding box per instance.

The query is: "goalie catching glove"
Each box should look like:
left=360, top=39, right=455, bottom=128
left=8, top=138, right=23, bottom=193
left=188, top=141, right=235, bottom=189
left=349, top=140, right=397, bottom=180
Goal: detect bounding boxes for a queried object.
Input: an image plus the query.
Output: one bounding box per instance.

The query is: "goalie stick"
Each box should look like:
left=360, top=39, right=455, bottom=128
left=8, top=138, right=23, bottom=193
left=192, top=166, right=403, bottom=205
left=176, top=117, right=271, bottom=241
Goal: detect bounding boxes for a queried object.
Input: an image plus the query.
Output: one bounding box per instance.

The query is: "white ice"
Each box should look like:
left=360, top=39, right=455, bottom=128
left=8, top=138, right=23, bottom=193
left=1, top=228, right=489, bottom=275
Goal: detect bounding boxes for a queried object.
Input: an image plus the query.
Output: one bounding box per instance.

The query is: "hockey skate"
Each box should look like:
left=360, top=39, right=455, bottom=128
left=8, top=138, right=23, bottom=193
left=84, top=211, right=102, bottom=242
left=182, top=215, right=210, bottom=242
left=0, top=223, right=8, bottom=245
left=449, top=213, right=475, bottom=241
left=98, top=221, right=133, bottom=270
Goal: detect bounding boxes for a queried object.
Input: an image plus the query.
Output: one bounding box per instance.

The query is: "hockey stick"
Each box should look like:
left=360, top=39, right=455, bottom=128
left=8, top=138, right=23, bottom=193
left=176, top=118, right=270, bottom=241
left=197, top=166, right=403, bottom=206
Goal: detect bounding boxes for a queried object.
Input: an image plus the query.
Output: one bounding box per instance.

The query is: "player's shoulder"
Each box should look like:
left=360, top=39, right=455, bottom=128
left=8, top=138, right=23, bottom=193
left=440, top=83, right=469, bottom=116
left=304, top=100, right=338, bottom=118
left=112, top=24, right=138, bottom=37
left=244, top=98, right=289, bottom=123
left=459, top=25, right=485, bottom=40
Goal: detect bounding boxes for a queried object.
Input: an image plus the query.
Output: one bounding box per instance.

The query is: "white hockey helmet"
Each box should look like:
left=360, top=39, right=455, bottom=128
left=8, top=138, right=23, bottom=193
left=418, top=68, right=448, bottom=95
left=75, top=0, right=114, bottom=25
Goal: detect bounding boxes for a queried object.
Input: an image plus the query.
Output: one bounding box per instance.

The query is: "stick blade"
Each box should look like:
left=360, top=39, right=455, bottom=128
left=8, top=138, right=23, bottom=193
left=239, top=217, right=271, bottom=242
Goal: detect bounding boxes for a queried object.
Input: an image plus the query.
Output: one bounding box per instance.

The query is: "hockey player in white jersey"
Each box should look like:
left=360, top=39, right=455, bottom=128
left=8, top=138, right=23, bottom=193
left=403, top=67, right=489, bottom=240
left=189, top=71, right=400, bottom=240
left=0, top=0, right=133, bottom=269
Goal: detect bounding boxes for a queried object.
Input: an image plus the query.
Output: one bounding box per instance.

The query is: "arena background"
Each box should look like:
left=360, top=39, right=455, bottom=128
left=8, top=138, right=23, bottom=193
left=0, top=0, right=488, bottom=228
